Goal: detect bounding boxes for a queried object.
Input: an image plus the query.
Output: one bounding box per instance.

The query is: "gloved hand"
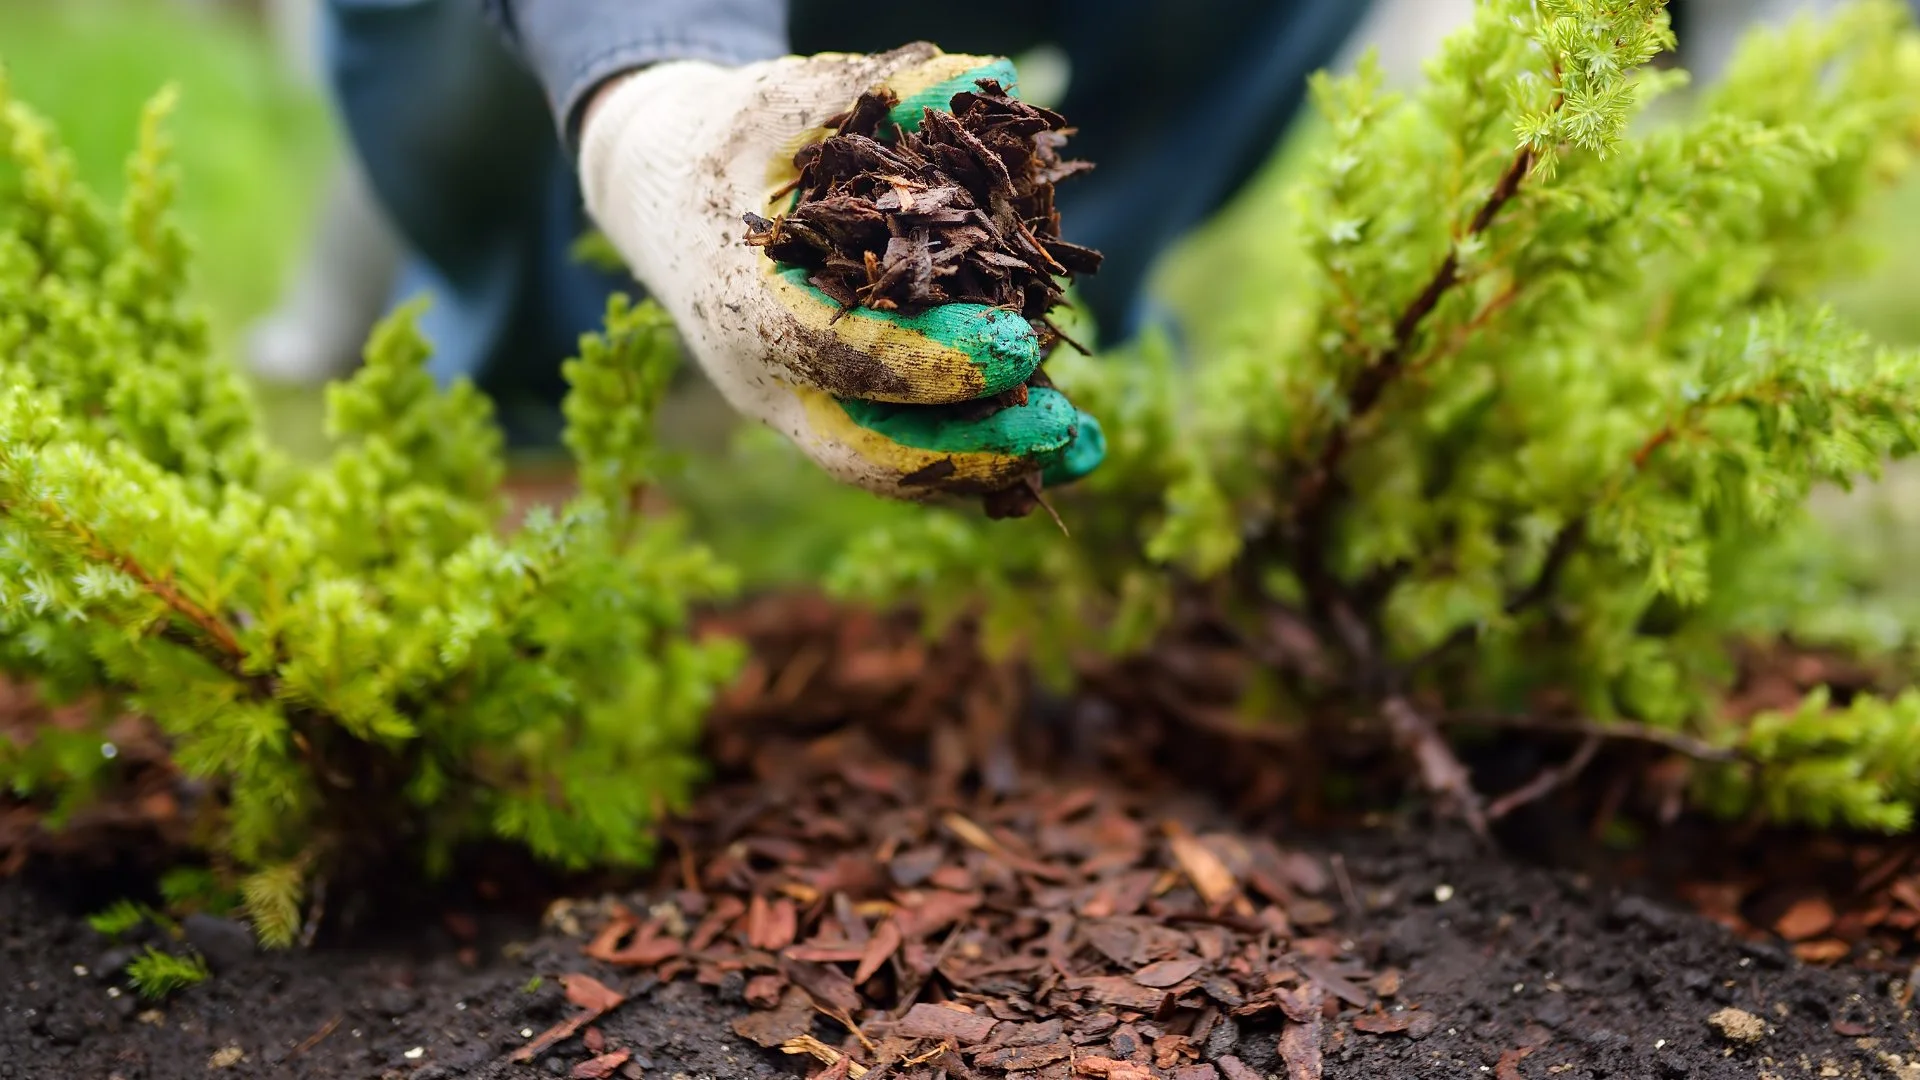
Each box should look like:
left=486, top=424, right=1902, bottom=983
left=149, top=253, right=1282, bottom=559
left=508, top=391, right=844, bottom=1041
left=578, top=42, right=1105, bottom=505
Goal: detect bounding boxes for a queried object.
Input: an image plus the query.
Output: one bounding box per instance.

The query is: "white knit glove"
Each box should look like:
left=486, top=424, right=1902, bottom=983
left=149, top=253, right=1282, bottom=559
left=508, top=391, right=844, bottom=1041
left=577, top=43, right=1104, bottom=503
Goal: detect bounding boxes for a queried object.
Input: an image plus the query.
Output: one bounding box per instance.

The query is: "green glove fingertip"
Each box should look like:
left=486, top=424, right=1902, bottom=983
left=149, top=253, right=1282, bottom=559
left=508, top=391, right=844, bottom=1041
left=1040, top=408, right=1106, bottom=487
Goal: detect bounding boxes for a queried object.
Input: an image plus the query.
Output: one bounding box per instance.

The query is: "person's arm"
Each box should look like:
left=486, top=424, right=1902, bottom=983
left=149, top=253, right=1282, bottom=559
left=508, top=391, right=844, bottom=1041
left=472, top=11, right=1108, bottom=501
left=478, top=0, right=789, bottom=149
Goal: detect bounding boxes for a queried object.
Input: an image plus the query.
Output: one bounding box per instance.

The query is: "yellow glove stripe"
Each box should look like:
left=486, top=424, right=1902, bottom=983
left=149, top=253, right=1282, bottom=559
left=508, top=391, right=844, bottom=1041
left=796, top=385, right=1029, bottom=490
left=764, top=264, right=990, bottom=401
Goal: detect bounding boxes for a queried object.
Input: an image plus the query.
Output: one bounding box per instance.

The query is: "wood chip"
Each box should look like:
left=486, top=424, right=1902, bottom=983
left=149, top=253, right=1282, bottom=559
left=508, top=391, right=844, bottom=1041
left=731, top=987, right=817, bottom=1048
left=855, top=918, right=903, bottom=986
left=1133, top=956, right=1205, bottom=989
left=1494, top=1046, right=1535, bottom=1080
left=1168, top=825, right=1238, bottom=908
left=896, top=1003, right=999, bottom=1045
left=1774, top=896, right=1836, bottom=942
left=973, top=1039, right=1074, bottom=1071
left=562, top=974, right=625, bottom=1014
left=781, top=1034, right=869, bottom=1078
left=570, top=1049, right=631, bottom=1079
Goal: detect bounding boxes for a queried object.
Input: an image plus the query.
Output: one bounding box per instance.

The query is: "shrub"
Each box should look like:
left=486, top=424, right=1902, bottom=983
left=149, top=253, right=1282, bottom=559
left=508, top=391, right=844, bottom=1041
left=0, top=77, right=742, bottom=944
left=835, top=0, right=1920, bottom=830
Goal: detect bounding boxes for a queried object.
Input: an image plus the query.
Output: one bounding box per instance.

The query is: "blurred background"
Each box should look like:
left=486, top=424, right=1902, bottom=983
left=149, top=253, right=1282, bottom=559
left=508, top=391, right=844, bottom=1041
left=4, top=0, right=1915, bottom=583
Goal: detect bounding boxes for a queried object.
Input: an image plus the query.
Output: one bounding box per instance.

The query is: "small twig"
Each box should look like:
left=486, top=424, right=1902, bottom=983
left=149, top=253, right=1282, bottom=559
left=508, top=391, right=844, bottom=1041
left=290, top=1014, right=342, bottom=1058
left=1329, top=853, right=1362, bottom=925
left=1486, top=734, right=1601, bottom=820
left=299, top=875, right=327, bottom=949
left=1041, top=315, right=1092, bottom=357
left=1381, top=694, right=1487, bottom=838
left=888, top=921, right=965, bottom=1021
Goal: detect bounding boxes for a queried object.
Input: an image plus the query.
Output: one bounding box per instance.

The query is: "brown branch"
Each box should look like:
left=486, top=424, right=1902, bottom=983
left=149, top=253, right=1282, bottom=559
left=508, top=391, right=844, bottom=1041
left=1292, top=146, right=1538, bottom=523
left=1407, top=515, right=1587, bottom=676
left=1381, top=693, right=1488, bottom=837
left=1437, top=710, right=1740, bottom=763
left=1408, top=277, right=1524, bottom=379
left=39, top=499, right=246, bottom=664
left=1486, top=734, right=1601, bottom=821
left=2, top=494, right=263, bottom=691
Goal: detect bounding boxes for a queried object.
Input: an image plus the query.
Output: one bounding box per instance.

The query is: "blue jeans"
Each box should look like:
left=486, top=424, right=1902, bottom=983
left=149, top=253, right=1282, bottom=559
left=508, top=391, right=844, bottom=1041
left=321, top=0, right=1373, bottom=446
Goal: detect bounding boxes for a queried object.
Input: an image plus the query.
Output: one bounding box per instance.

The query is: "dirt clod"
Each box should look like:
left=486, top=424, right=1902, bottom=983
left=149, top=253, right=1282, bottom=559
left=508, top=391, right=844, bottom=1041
left=1707, top=1006, right=1768, bottom=1044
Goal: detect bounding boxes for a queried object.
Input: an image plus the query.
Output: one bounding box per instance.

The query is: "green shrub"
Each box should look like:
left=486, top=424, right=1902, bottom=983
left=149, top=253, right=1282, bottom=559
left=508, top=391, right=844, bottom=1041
left=0, top=78, right=742, bottom=944
left=126, top=946, right=209, bottom=1000
left=836, top=0, right=1920, bottom=830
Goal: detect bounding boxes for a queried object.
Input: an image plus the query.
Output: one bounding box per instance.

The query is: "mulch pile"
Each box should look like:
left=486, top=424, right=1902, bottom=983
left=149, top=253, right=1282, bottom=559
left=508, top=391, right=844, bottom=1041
left=536, top=597, right=1406, bottom=1080
left=744, top=80, right=1101, bottom=332
left=8, top=593, right=1920, bottom=1078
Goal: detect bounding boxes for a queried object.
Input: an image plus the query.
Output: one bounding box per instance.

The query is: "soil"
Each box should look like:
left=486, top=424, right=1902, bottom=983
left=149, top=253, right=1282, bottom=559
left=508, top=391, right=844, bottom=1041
left=5, top=599, right=1920, bottom=1080
left=4, top=821, right=1914, bottom=1080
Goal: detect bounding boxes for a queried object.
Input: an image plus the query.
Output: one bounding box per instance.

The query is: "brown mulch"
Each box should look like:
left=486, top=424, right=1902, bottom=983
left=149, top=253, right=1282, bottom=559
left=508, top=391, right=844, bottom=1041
left=6, top=593, right=1920, bottom=1078
left=574, top=621, right=1370, bottom=1080
left=744, top=78, right=1101, bottom=324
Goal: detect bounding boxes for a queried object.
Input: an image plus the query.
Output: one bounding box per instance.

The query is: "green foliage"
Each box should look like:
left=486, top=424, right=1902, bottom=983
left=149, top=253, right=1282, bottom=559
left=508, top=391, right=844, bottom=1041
left=837, top=0, right=1920, bottom=829
left=0, top=78, right=741, bottom=941
left=87, top=898, right=151, bottom=940
left=126, top=946, right=209, bottom=1000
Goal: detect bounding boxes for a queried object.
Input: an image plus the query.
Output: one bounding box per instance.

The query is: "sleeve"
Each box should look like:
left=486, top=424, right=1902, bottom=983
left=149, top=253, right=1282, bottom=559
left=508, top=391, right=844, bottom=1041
left=479, top=0, right=790, bottom=150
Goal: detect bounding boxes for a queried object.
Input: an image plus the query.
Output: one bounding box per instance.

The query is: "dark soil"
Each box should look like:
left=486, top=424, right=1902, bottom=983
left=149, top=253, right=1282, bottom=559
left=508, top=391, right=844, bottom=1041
left=4, top=821, right=1914, bottom=1080
left=6, top=599, right=1919, bottom=1080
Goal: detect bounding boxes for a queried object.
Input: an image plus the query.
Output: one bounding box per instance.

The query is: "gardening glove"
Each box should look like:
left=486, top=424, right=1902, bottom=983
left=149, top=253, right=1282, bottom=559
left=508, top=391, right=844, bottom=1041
left=578, top=43, right=1105, bottom=504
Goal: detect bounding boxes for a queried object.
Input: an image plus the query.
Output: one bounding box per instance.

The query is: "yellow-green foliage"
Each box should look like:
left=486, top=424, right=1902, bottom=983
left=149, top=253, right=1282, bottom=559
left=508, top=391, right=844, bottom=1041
left=837, top=0, right=1920, bottom=830
left=0, top=79, right=741, bottom=944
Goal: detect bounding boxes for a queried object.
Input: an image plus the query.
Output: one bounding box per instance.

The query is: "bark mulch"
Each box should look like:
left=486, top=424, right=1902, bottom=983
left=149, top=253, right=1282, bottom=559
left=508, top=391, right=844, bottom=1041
left=4, top=596, right=1920, bottom=1079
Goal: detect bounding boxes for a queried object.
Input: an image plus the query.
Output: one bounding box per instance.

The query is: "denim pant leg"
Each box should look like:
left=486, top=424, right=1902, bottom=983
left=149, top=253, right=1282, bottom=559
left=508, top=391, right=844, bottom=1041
left=1047, top=0, right=1372, bottom=344
left=790, top=0, right=1372, bottom=347
left=321, top=0, right=630, bottom=445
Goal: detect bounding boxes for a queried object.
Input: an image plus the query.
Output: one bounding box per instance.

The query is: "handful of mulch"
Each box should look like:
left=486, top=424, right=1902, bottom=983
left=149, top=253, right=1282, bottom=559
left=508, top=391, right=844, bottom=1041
left=743, top=79, right=1102, bottom=519
left=745, top=78, right=1100, bottom=325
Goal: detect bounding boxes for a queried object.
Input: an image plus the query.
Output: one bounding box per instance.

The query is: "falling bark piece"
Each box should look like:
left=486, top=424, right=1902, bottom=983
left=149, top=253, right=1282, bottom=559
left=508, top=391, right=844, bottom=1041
left=1774, top=896, right=1836, bottom=942
left=1352, top=1011, right=1417, bottom=1035
left=1278, top=1012, right=1324, bottom=1080
left=785, top=942, right=869, bottom=964
left=750, top=897, right=799, bottom=952
left=732, top=987, right=818, bottom=1048
left=571, top=1049, right=632, bottom=1079
left=1296, top=959, right=1371, bottom=1009
left=893, top=890, right=982, bottom=939
left=1066, top=975, right=1176, bottom=1011
left=1793, top=938, right=1851, bottom=964
left=743, top=973, right=787, bottom=1009
left=973, top=1039, right=1074, bottom=1071
left=855, top=918, right=903, bottom=986
left=1076, top=1059, right=1156, bottom=1080
left=582, top=912, right=639, bottom=961
left=780, top=1034, right=870, bottom=1078
left=1216, top=1056, right=1263, bottom=1080
left=1167, top=824, right=1238, bottom=908
left=1494, top=1046, right=1535, bottom=1080
left=1133, top=956, right=1205, bottom=989
left=562, top=974, right=625, bottom=1014
left=784, top=957, right=862, bottom=1015
left=897, top=1002, right=999, bottom=1045
left=944, top=812, right=1072, bottom=881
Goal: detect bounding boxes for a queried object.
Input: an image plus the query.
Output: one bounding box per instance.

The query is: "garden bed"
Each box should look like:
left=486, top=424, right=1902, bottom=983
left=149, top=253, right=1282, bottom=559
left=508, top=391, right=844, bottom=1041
left=4, top=594, right=1918, bottom=1080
